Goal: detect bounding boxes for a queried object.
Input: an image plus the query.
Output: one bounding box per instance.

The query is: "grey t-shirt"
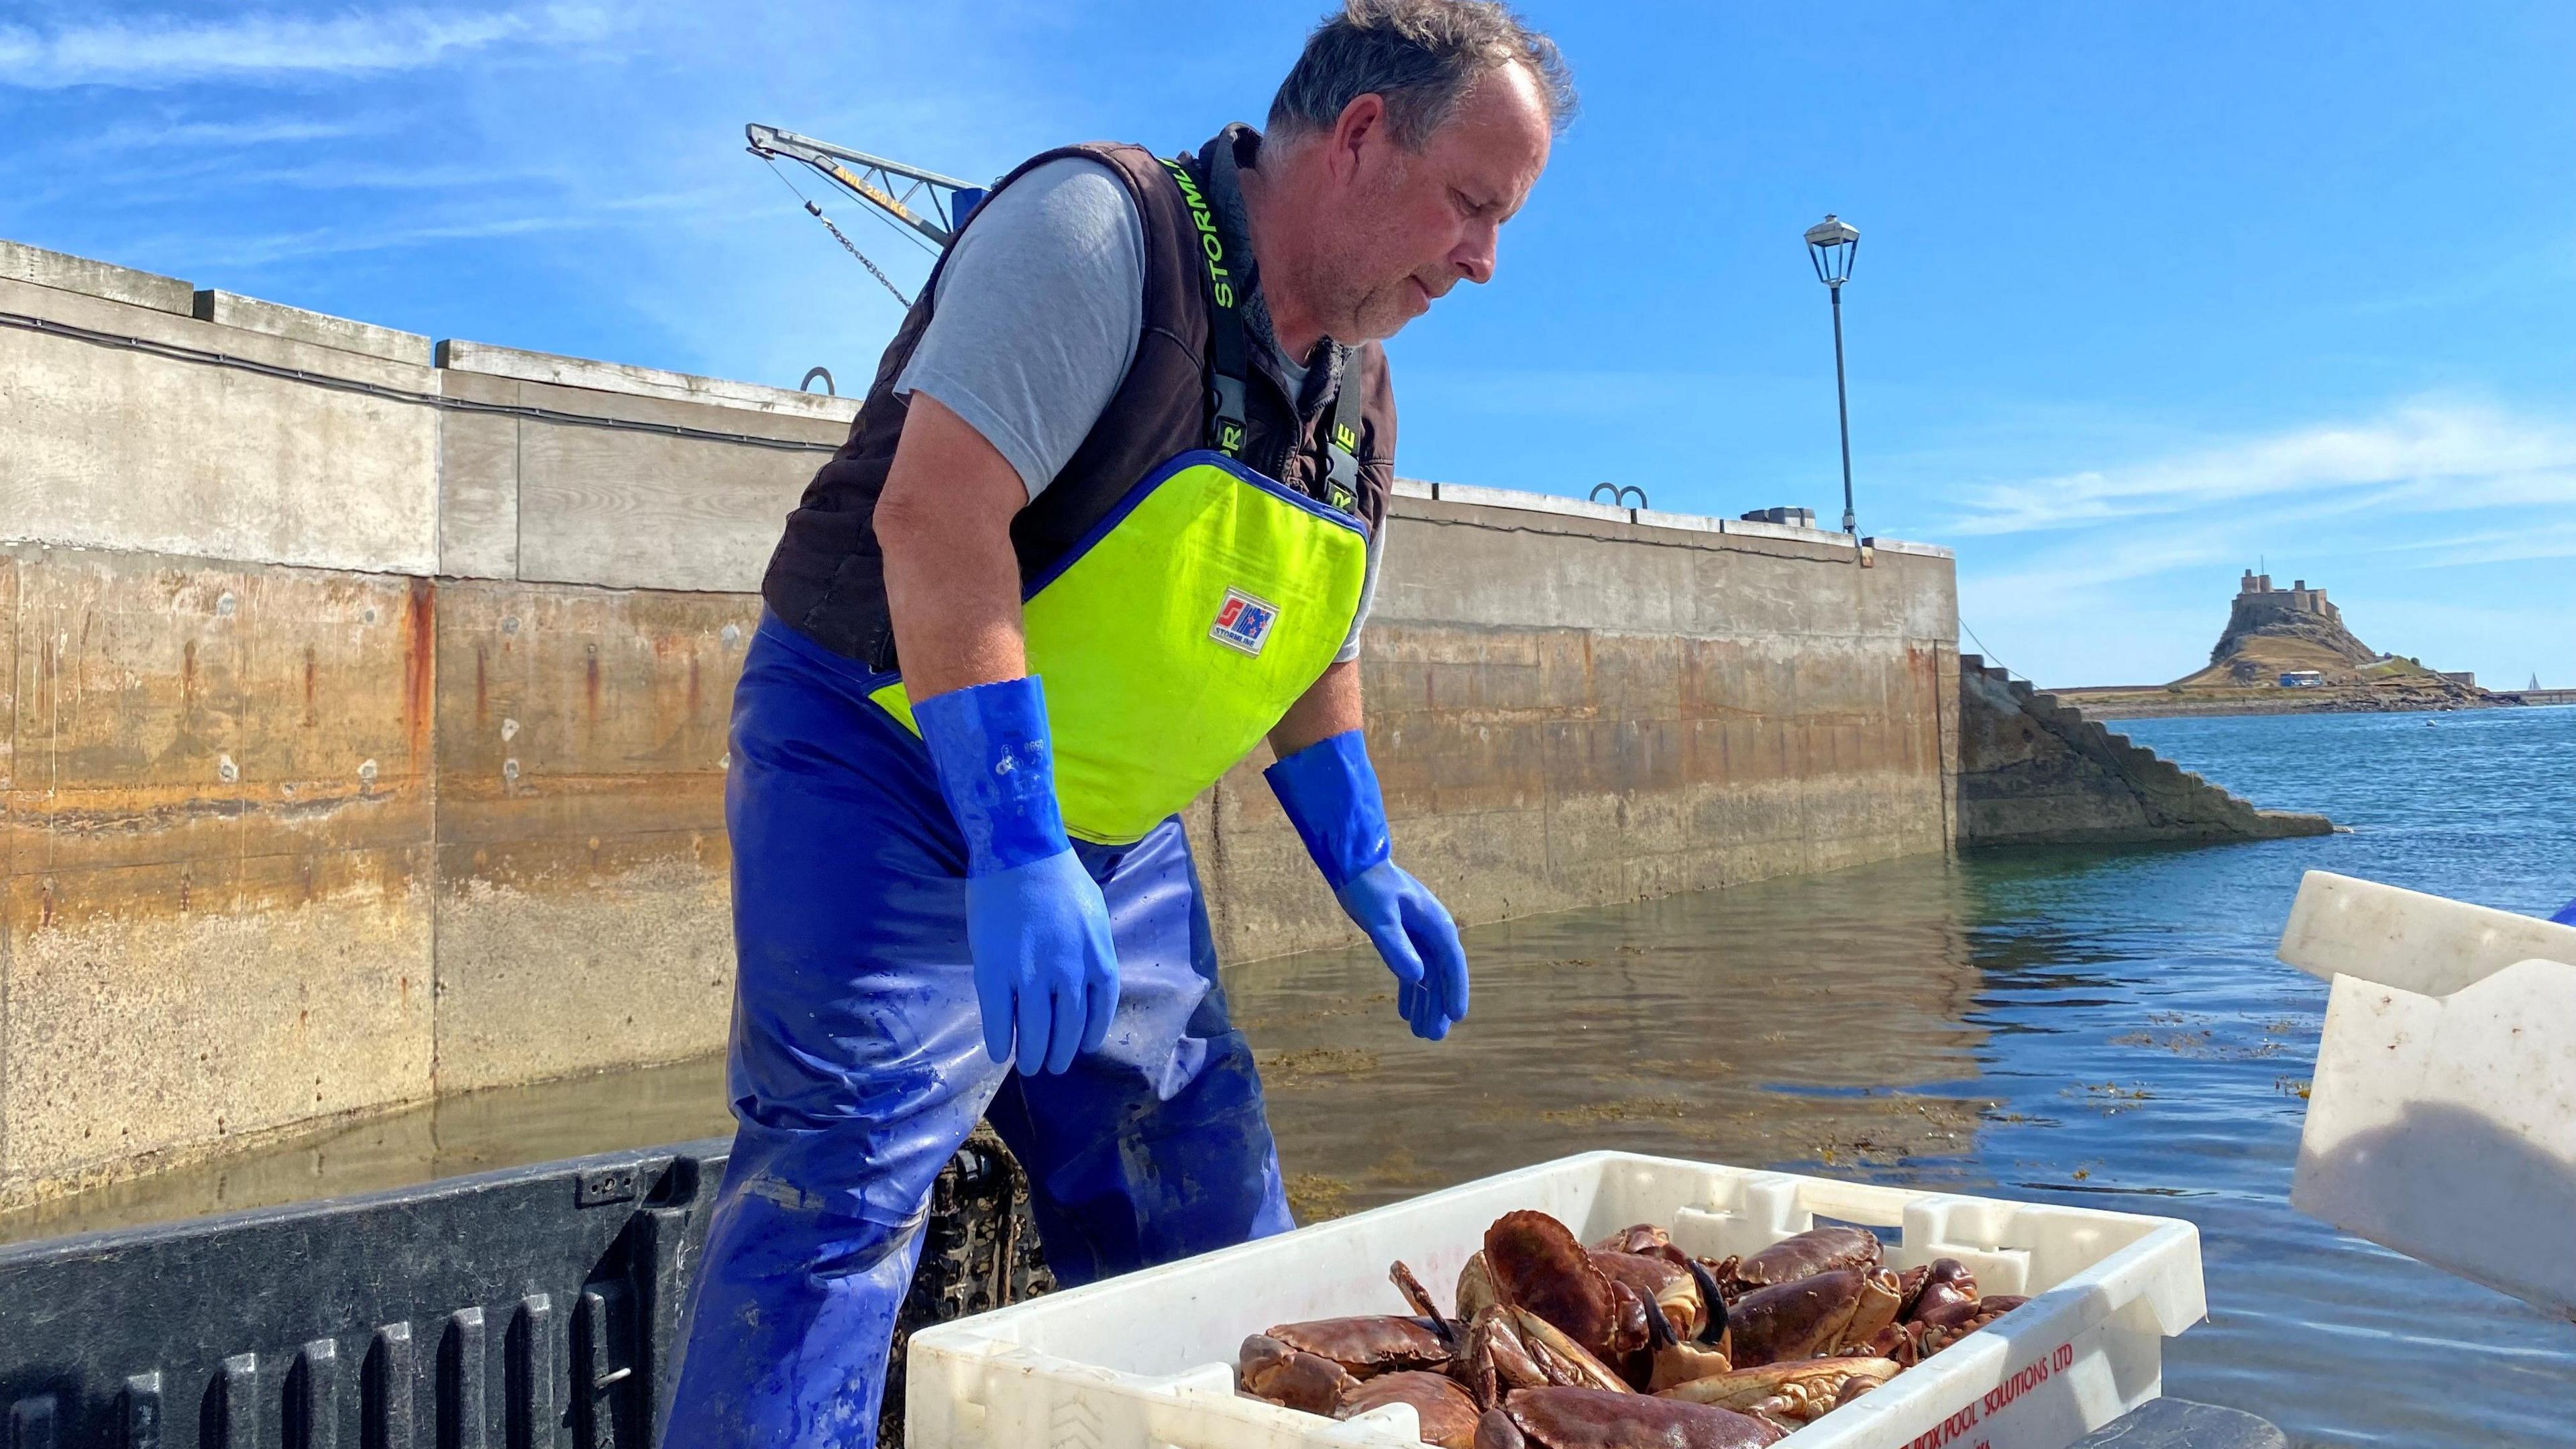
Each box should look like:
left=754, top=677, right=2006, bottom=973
left=894, top=156, right=1377, bottom=661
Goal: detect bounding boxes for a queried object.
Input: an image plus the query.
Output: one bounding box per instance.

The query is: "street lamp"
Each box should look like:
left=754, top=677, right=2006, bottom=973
left=1804, top=213, right=1861, bottom=539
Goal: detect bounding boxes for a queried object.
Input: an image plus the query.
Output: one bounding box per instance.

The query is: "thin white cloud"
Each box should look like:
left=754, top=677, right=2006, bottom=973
left=2379, top=520, right=2576, bottom=570
left=229, top=162, right=578, bottom=191
left=1945, top=401, right=2576, bottom=537
left=87, top=115, right=378, bottom=150
left=166, top=185, right=735, bottom=267
left=0, top=6, right=614, bottom=89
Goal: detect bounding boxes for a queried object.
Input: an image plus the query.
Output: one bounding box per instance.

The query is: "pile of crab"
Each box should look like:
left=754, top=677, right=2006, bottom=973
left=1236, top=1210, right=2028, bottom=1448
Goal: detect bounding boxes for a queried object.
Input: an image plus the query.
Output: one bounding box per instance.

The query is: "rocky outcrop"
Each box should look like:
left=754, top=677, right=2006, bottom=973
left=1957, top=655, right=2332, bottom=847
left=2052, top=570, right=2498, bottom=718
left=2208, top=573, right=2377, bottom=671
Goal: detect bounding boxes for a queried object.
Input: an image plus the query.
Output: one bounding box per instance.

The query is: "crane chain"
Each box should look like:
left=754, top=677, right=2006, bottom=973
left=805, top=201, right=914, bottom=308
left=761, top=153, right=916, bottom=308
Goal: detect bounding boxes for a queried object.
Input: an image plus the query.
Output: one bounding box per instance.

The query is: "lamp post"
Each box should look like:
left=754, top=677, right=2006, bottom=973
left=1804, top=214, right=1861, bottom=539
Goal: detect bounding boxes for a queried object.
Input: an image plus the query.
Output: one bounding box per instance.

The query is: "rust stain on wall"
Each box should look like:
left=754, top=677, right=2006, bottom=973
left=402, top=577, right=434, bottom=766
left=2, top=542, right=766, bottom=1192
left=1, top=523, right=1960, bottom=1193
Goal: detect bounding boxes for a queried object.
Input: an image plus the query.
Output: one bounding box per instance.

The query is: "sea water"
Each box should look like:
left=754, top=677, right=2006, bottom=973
left=1229, top=704, right=2576, bottom=1446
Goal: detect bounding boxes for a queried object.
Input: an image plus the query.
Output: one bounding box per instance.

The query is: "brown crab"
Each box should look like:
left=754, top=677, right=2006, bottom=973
left=1903, top=1258, right=1978, bottom=1324
left=1591, top=1223, right=1681, bottom=1259
left=1527, top=1307, right=1644, bottom=1393
left=1913, top=1293, right=2029, bottom=1353
left=1484, top=1212, right=1650, bottom=1370
left=1621, top=1261, right=1737, bottom=1391
left=1704, top=1225, right=1886, bottom=1299
left=1868, top=1293, right=2032, bottom=1366
left=1453, top=1307, right=1553, bottom=1406
left=1472, top=1387, right=1782, bottom=1448
left=1890, top=1263, right=1929, bottom=1316
left=1655, top=1358, right=1901, bottom=1426
left=1448, top=1297, right=1638, bottom=1403
left=1254, top=1314, right=1452, bottom=1377
left=1240, top=1263, right=1460, bottom=1411
left=1340, top=1371, right=1486, bottom=1448
left=1724, top=1266, right=1905, bottom=1367
left=1239, top=1334, right=1359, bottom=1414
left=1593, top=1248, right=1722, bottom=1344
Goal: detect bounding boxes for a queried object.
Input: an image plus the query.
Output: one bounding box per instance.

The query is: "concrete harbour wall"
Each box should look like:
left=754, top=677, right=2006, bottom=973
left=1955, top=655, right=2330, bottom=846
left=0, top=237, right=1960, bottom=1205
left=1191, top=494, right=1961, bottom=961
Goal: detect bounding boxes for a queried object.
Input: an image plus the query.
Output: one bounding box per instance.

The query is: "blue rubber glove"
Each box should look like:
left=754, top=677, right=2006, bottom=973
left=1265, top=730, right=1468, bottom=1040
left=914, top=676, right=1118, bottom=1075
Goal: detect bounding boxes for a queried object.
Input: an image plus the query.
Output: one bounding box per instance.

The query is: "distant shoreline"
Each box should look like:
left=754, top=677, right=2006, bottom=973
left=2047, top=690, right=2532, bottom=721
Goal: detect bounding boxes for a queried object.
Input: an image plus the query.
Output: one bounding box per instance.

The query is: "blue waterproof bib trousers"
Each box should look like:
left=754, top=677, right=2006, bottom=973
left=660, top=616, right=1295, bottom=1445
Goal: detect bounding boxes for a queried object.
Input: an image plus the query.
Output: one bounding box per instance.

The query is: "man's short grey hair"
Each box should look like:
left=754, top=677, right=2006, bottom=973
left=1267, top=0, right=1576, bottom=149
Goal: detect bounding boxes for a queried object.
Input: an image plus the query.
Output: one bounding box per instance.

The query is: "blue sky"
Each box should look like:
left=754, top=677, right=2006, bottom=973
left=3, top=1, right=2570, bottom=688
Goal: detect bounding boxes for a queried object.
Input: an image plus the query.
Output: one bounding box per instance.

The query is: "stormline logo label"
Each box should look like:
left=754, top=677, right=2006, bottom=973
left=1209, top=588, right=1279, bottom=657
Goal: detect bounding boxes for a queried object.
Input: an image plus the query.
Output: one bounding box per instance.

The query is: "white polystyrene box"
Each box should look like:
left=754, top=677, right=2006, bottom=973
left=905, top=1152, right=2206, bottom=1449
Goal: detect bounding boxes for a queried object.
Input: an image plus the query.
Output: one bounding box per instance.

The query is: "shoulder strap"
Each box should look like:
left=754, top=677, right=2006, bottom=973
left=1159, top=146, right=1366, bottom=511
left=1156, top=153, right=1249, bottom=460
left=1324, top=351, right=1366, bottom=514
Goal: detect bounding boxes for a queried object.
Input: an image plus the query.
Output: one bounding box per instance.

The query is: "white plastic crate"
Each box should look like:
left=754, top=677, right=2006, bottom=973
left=2277, top=869, right=2576, bottom=1319
left=905, top=1151, right=2205, bottom=1448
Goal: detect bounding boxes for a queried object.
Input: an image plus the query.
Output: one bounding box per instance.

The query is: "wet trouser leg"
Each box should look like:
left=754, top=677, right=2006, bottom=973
left=658, top=617, right=1292, bottom=1446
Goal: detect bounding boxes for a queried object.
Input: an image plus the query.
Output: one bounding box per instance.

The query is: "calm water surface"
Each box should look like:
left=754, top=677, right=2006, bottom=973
left=9, top=707, right=2570, bottom=1445
left=1232, top=704, right=2576, bottom=1448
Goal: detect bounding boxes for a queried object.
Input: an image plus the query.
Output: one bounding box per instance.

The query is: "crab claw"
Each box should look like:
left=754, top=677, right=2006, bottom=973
left=1393, top=1259, right=1456, bottom=1343
left=1684, top=1256, right=1731, bottom=1345
left=1458, top=1252, right=1500, bottom=1324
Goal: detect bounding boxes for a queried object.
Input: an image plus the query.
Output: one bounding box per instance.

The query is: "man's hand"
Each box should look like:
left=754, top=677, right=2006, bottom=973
left=1265, top=720, right=1469, bottom=1041
left=1336, top=859, right=1469, bottom=1039
left=965, top=848, right=1120, bottom=1073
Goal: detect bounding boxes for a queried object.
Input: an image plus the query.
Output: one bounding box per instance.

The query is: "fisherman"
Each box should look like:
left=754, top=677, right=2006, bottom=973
left=662, top=2, right=1570, bottom=1439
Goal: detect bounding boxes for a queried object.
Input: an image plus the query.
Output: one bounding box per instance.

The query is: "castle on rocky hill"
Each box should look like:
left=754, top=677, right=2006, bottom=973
left=2210, top=571, right=2379, bottom=669
left=2171, top=569, right=2486, bottom=704
left=2048, top=568, right=2501, bottom=715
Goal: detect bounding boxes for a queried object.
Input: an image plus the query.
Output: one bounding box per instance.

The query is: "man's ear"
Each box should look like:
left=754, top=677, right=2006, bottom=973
left=1327, top=93, right=1389, bottom=184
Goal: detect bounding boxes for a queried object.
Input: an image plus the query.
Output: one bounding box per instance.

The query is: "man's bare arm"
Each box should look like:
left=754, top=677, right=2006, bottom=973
left=875, top=392, right=1030, bottom=700
left=1269, top=659, right=1364, bottom=759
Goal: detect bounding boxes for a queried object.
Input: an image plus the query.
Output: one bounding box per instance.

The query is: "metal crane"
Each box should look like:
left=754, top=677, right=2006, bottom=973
left=745, top=123, right=988, bottom=307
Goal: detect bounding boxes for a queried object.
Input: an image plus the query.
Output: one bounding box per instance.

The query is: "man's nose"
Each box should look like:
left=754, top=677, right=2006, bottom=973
left=1453, top=220, right=1499, bottom=286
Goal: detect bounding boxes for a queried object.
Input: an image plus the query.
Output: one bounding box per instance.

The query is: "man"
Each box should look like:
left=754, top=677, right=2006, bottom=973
left=663, top=2, right=1571, bottom=1440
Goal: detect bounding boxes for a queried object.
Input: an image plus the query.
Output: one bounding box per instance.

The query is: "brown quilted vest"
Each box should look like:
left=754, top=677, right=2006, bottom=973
left=758, top=125, right=1397, bottom=667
